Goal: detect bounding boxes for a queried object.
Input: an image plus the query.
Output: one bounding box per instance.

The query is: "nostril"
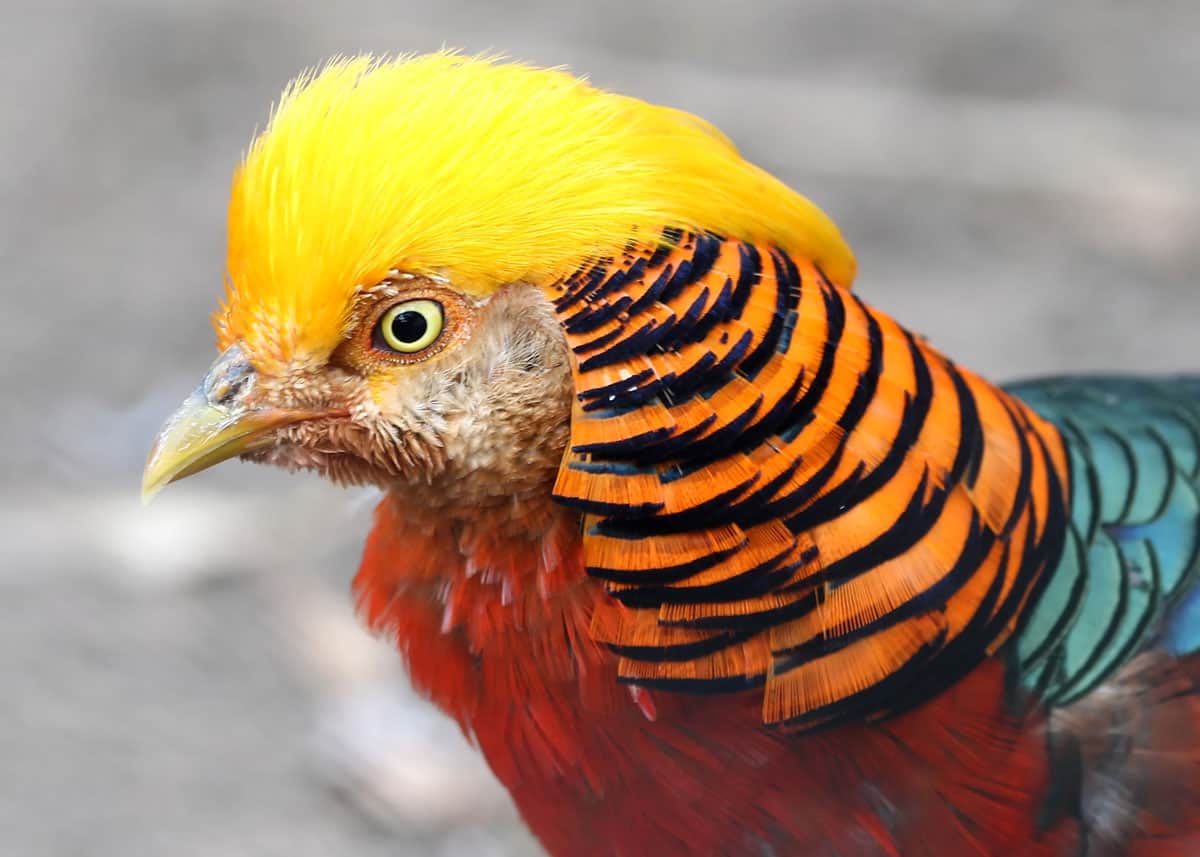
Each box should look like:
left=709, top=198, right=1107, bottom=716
left=204, top=347, right=256, bottom=407
left=207, top=369, right=252, bottom=406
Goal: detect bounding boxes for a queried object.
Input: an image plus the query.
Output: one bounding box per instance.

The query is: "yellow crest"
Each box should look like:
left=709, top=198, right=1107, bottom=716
left=217, top=52, right=856, bottom=368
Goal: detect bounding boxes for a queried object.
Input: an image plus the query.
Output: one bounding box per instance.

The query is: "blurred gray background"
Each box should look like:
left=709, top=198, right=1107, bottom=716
left=1, top=1, right=1197, bottom=855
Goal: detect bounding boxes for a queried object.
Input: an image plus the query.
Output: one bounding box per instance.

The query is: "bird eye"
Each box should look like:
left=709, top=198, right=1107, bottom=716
left=374, top=299, right=444, bottom=354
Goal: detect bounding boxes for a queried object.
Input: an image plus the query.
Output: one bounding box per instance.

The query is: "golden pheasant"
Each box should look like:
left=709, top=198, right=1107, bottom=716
left=143, top=54, right=1200, bottom=856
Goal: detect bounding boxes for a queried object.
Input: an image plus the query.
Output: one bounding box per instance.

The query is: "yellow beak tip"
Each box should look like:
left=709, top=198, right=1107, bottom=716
left=140, top=437, right=182, bottom=505
left=140, top=475, right=167, bottom=506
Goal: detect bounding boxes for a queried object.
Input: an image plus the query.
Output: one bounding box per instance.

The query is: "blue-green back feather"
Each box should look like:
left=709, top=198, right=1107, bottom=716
left=1006, top=376, right=1200, bottom=702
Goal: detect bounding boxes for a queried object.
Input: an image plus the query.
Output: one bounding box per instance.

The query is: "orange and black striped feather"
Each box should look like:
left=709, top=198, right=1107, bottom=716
left=545, top=230, right=1070, bottom=727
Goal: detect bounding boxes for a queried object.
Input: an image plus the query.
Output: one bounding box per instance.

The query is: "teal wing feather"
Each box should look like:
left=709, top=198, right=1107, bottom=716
left=1006, top=376, right=1200, bottom=703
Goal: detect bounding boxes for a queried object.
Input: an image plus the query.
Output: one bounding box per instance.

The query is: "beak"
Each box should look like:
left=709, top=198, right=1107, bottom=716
left=142, top=345, right=327, bottom=503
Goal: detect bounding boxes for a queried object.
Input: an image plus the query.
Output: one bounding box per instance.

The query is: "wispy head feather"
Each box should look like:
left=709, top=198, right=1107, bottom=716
left=218, top=52, right=855, bottom=368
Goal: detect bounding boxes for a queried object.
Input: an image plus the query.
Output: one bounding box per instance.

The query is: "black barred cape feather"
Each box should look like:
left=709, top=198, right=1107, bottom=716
left=545, top=231, right=1072, bottom=728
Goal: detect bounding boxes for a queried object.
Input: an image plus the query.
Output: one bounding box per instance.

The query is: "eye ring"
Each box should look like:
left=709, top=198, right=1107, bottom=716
left=374, top=299, right=444, bottom=354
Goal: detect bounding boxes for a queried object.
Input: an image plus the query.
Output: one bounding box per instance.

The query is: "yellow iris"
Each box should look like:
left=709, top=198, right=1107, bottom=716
left=377, top=300, right=444, bottom=353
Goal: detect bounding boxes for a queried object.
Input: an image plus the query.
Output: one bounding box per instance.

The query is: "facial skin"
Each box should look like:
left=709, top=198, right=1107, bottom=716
left=144, top=278, right=575, bottom=521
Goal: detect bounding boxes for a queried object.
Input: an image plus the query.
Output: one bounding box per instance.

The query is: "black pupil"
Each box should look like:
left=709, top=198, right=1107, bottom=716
left=390, top=310, right=428, bottom=344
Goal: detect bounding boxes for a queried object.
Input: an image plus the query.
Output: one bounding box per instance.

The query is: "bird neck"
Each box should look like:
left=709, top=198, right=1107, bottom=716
left=351, top=491, right=609, bottom=728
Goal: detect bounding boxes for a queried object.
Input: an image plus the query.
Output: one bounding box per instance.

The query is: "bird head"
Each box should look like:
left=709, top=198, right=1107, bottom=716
left=143, top=53, right=855, bottom=518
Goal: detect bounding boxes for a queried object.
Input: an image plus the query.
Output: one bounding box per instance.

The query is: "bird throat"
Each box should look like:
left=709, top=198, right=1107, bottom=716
left=350, top=489, right=610, bottom=725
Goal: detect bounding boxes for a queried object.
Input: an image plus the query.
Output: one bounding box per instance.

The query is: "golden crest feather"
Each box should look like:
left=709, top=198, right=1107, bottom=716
left=218, top=52, right=855, bottom=368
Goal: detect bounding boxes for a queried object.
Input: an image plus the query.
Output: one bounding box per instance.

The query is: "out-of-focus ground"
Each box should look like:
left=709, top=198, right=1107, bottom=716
left=1, top=1, right=1197, bottom=854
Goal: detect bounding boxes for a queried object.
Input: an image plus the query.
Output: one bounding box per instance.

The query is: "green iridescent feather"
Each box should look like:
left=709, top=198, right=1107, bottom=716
left=1007, top=376, right=1200, bottom=703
